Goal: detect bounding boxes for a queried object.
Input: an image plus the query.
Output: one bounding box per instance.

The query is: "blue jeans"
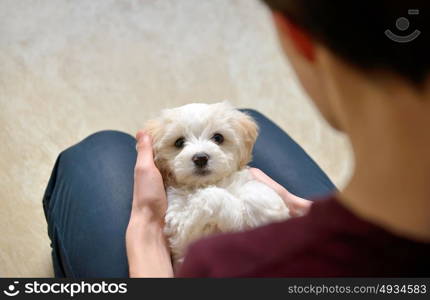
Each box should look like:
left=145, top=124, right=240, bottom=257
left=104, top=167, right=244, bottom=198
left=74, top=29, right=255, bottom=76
left=43, top=109, right=336, bottom=277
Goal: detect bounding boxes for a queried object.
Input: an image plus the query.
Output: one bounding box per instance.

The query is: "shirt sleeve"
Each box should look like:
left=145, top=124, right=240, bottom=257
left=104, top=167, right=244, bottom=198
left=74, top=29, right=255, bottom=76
left=176, top=219, right=295, bottom=277
left=177, top=240, right=212, bottom=277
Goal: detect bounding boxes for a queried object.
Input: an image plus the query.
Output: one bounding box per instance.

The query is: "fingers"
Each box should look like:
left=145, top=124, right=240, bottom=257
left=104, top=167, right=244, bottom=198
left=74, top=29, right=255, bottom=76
left=250, top=169, right=312, bottom=216
left=250, top=168, right=274, bottom=183
left=289, top=196, right=313, bottom=217
left=249, top=168, right=267, bottom=180
left=250, top=168, right=284, bottom=190
left=135, top=130, right=155, bottom=170
left=250, top=167, right=291, bottom=199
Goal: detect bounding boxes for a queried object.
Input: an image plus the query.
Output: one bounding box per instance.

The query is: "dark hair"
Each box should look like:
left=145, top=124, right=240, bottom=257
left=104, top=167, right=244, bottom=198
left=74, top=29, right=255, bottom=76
left=262, top=0, right=429, bottom=85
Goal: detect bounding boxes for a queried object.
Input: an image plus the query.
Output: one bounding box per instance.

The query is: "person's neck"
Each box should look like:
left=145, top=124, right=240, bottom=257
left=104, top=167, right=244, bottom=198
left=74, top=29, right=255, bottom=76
left=335, top=73, right=430, bottom=242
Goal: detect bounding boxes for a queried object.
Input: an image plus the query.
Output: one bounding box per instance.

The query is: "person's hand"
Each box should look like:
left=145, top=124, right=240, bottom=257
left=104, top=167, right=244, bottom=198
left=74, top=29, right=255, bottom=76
left=249, top=168, right=312, bottom=217
left=130, top=130, right=167, bottom=225
left=126, top=130, right=173, bottom=278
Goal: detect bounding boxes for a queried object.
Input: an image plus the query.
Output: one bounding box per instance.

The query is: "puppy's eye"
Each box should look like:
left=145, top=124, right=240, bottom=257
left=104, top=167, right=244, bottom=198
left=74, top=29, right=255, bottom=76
left=212, top=133, right=224, bottom=145
left=174, top=137, right=185, bottom=148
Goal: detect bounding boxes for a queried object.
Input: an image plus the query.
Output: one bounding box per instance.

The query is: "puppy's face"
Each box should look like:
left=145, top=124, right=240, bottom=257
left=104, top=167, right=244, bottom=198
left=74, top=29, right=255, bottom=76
left=145, top=102, right=258, bottom=187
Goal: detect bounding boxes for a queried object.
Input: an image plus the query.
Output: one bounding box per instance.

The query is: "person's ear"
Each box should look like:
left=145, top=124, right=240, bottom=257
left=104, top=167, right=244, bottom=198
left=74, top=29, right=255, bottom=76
left=273, top=11, right=315, bottom=62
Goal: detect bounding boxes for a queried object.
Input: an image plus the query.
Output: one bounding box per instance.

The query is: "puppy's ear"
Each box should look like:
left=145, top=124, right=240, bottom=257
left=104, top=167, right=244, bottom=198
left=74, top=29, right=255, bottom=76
left=143, top=118, right=176, bottom=187
left=153, top=157, right=175, bottom=187
left=143, top=118, right=163, bottom=145
left=236, top=111, right=259, bottom=168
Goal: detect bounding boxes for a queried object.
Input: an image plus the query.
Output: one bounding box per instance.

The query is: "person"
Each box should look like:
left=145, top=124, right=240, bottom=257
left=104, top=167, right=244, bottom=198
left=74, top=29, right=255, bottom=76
left=43, top=0, right=430, bottom=277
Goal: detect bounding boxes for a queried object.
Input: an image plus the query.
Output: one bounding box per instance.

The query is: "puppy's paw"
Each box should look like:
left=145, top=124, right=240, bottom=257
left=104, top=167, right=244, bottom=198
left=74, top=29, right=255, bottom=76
left=239, top=180, right=290, bottom=227
left=192, top=186, right=247, bottom=231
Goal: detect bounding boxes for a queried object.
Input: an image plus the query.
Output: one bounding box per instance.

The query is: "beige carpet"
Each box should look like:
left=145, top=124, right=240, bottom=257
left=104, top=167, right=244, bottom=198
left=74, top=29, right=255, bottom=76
left=0, top=0, right=352, bottom=277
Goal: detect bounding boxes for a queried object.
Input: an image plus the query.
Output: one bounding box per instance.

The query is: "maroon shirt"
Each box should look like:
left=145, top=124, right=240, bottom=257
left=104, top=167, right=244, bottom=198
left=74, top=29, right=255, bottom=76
left=178, top=197, right=430, bottom=277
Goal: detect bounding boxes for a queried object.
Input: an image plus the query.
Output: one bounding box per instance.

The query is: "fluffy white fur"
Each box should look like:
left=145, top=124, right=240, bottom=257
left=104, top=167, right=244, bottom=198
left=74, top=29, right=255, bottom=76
left=145, top=102, right=290, bottom=262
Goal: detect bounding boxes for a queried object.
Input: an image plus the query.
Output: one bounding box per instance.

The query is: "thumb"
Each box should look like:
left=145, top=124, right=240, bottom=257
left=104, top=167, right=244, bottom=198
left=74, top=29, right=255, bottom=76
left=135, top=130, right=155, bottom=168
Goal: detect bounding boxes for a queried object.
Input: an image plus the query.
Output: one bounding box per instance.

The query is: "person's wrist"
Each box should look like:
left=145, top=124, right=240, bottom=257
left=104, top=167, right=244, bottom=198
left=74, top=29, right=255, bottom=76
left=127, top=210, right=164, bottom=239
left=126, top=222, right=165, bottom=257
left=278, top=187, right=292, bottom=203
left=126, top=216, right=172, bottom=278
left=128, top=213, right=163, bottom=231
left=130, top=204, right=164, bottom=223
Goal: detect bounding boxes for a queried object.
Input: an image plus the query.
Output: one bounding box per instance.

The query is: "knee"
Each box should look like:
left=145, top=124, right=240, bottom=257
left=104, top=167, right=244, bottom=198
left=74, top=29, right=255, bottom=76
left=60, top=130, right=136, bottom=165
left=83, top=130, right=135, bottom=144
left=77, top=130, right=135, bottom=151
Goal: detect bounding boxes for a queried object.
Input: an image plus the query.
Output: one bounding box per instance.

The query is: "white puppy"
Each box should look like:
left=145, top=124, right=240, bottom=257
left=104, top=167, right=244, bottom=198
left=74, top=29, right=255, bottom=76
left=145, top=102, right=290, bottom=263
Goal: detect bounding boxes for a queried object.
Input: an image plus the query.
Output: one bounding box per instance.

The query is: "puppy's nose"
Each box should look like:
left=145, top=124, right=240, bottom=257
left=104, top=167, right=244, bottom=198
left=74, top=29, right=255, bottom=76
left=192, top=152, right=209, bottom=168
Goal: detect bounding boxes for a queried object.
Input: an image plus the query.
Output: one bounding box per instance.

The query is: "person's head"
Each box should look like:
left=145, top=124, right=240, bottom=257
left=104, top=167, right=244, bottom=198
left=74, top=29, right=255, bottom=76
left=262, top=0, right=430, bottom=131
